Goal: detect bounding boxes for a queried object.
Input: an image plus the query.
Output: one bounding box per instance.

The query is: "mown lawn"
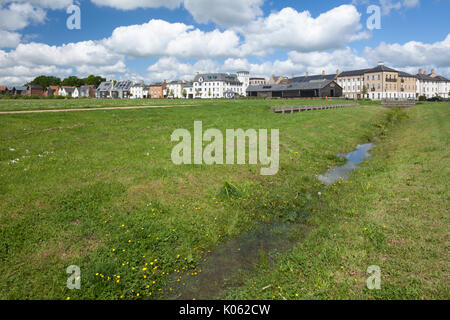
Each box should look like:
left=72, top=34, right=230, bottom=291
left=0, top=97, right=355, bottom=112
left=0, top=99, right=447, bottom=300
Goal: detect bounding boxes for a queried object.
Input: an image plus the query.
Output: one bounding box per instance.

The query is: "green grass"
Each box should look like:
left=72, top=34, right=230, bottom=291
left=0, top=97, right=358, bottom=112
left=0, top=99, right=447, bottom=300
left=224, top=103, right=449, bottom=300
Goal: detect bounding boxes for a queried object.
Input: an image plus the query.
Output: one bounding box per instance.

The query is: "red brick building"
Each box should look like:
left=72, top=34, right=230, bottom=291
left=26, top=85, right=43, bottom=96
left=149, top=81, right=166, bottom=98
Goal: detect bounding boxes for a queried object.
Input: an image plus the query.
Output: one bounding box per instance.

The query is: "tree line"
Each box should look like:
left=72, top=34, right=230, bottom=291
left=26, top=75, right=106, bottom=88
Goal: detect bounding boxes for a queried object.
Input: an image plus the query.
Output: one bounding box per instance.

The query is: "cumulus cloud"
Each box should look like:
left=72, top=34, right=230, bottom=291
left=352, top=0, right=420, bottom=15
left=90, top=0, right=181, bottom=10
left=90, top=0, right=263, bottom=26
left=103, top=19, right=242, bottom=59
left=364, top=34, right=450, bottom=68
left=0, top=0, right=73, bottom=10
left=0, top=30, right=21, bottom=48
left=146, top=57, right=220, bottom=81
left=0, top=2, right=46, bottom=31
left=0, top=40, right=127, bottom=85
left=240, top=5, right=369, bottom=55
left=183, top=0, right=263, bottom=26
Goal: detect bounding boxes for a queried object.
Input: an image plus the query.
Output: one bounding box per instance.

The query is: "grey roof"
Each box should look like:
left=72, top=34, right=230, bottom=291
left=15, top=86, right=27, bottom=91
left=339, top=65, right=400, bottom=78
left=247, top=80, right=338, bottom=92
left=193, top=73, right=241, bottom=84
left=113, top=80, right=134, bottom=90
left=292, top=74, right=337, bottom=82
left=398, top=71, right=416, bottom=78
left=367, top=65, right=399, bottom=73
left=64, top=88, right=76, bottom=94
left=80, top=85, right=95, bottom=90
left=416, top=73, right=449, bottom=82
left=97, top=82, right=114, bottom=91
left=28, top=85, right=42, bottom=89
left=337, top=69, right=370, bottom=77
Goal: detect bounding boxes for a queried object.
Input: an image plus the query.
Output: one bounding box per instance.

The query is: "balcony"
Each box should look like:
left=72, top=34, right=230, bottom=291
left=386, top=78, right=397, bottom=83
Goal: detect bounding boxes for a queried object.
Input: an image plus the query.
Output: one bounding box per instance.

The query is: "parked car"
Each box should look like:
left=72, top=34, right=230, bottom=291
left=426, top=97, right=442, bottom=102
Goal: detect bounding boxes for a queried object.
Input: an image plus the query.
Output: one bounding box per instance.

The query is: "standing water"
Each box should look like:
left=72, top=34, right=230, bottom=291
left=318, top=143, right=374, bottom=185
left=167, top=142, right=374, bottom=299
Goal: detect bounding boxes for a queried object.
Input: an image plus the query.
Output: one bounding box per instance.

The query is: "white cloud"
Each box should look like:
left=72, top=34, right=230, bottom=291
left=0, top=40, right=127, bottom=85
left=0, top=0, right=73, bottom=10
left=352, top=0, right=420, bottom=15
left=90, top=0, right=181, bottom=10
left=90, top=0, right=263, bottom=26
left=364, top=34, right=450, bottom=68
left=240, top=5, right=369, bottom=55
left=183, top=0, right=263, bottom=26
left=0, top=2, right=46, bottom=31
left=0, top=30, right=21, bottom=48
left=103, top=19, right=242, bottom=59
left=146, top=57, right=220, bottom=81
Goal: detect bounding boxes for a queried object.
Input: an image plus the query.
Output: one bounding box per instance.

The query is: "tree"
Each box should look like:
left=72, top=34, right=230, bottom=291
left=62, top=76, right=83, bottom=87
left=182, top=89, right=187, bottom=99
left=27, top=75, right=61, bottom=88
left=84, top=75, right=106, bottom=87
left=361, top=85, right=368, bottom=98
left=195, top=88, right=201, bottom=98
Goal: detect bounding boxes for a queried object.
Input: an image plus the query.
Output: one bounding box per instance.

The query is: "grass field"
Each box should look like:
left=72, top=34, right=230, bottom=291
left=0, top=99, right=448, bottom=300
left=0, top=97, right=355, bottom=112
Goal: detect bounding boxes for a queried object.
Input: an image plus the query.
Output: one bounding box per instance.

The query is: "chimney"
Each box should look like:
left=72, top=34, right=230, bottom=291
left=305, top=72, right=309, bottom=79
left=418, top=68, right=422, bottom=75
left=423, top=70, right=427, bottom=75
left=322, top=70, right=325, bottom=76
left=431, top=69, right=436, bottom=76
left=336, top=69, right=340, bottom=76
left=378, top=61, right=385, bottom=66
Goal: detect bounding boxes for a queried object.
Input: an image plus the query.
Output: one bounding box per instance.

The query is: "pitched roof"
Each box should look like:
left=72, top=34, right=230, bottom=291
left=193, top=73, right=241, bottom=84
left=337, top=69, right=370, bottom=77
left=28, top=84, right=43, bottom=89
left=0, top=86, right=6, bottom=91
left=113, top=80, right=134, bottom=90
left=398, top=71, right=416, bottom=78
left=247, top=80, right=338, bottom=92
left=366, top=65, right=399, bottom=73
left=416, top=73, right=449, bottom=82
left=292, top=74, right=337, bottom=82
left=97, top=82, right=114, bottom=91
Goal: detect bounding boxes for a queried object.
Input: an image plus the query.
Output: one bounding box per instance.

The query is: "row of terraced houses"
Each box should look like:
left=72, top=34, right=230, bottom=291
left=1, top=63, right=449, bottom=100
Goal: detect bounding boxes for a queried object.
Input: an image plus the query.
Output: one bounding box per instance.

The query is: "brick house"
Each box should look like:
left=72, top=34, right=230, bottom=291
left=149, top=81, right=166, bottom=98
left=26, top=85, right=43, bottom=96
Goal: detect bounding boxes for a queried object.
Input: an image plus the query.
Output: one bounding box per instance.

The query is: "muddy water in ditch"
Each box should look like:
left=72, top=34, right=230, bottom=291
left=168, top=221, right=309, bottom=300
left=168, top=143, right=374, bottom=300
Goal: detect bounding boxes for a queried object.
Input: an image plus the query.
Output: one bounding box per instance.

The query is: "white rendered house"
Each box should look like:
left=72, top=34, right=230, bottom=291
left=192, top=72, right=249, bottom=99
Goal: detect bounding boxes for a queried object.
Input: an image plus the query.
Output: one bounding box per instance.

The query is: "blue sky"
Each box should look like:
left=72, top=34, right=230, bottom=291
left=0, top=0, right=449, bottom=85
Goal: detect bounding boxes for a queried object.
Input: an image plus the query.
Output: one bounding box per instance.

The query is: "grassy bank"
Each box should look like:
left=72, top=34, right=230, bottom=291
left=0, top=100, right=447, bottom=299
left=225, top=103, right=449, bottom=300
